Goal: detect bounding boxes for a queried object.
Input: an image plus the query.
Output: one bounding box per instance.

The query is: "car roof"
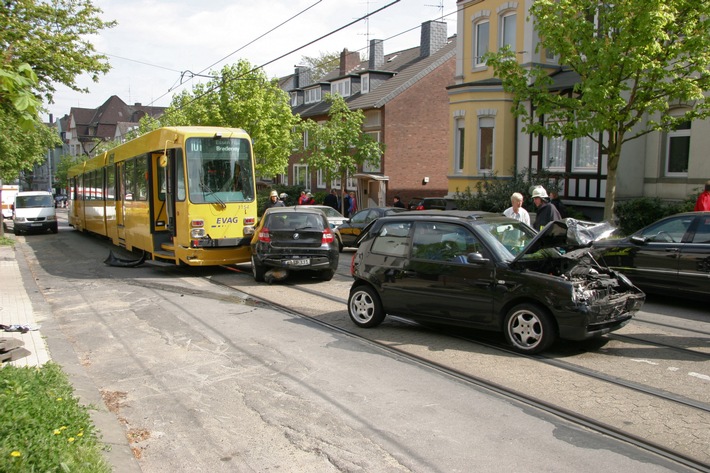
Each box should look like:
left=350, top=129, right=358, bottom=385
left=371, top=209, right=505, bottom=223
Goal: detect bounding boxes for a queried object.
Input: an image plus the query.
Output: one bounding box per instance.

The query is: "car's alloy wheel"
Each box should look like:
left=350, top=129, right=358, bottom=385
left=348, top=285, right=385, bottom=328
left=251, top=255, right=266, bottom=282
left=503, top=303, right=556, bottom=354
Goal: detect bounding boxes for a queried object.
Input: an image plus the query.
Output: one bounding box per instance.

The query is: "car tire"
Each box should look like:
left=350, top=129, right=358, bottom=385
left=319, top=269, right=335, bottom=281
left=503, top=303, right=557, bottom=354
left=251, top=255, right=266, bottom=282
left=51, top=223, right=58, bottom=234
left=348, top=285, right=386, bottom=328
left=337, top=235, right=344, bottom=252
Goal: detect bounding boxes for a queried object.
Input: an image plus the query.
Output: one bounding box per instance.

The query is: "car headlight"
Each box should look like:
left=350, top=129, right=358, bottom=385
left=14, top=217, right=26, bottom=223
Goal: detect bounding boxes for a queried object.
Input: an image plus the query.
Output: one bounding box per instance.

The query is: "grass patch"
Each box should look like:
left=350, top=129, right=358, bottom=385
left=0, top=235, right=14, bottom=246
left=0, top=362, right=111, bottom=472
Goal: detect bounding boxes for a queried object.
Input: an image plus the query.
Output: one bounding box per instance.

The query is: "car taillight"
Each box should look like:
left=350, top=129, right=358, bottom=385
left=258, top=228, right=271, bottom=242
left=322, top=227, right=334, bottom=244
left=416, top=204, right=424, bottom=210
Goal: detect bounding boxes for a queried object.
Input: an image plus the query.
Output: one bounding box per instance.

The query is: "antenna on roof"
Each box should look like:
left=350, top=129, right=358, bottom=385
left=425, top=0, right=444, bottom=21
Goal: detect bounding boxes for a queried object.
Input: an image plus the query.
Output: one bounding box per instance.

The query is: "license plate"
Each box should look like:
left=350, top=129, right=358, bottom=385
left=286, top=258, right=310, bottom=266
left=30, top=223, right=43, bottom=227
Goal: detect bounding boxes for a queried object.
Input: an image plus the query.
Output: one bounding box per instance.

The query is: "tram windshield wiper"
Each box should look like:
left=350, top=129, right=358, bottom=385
left=199, top=182, right=227, bottom=209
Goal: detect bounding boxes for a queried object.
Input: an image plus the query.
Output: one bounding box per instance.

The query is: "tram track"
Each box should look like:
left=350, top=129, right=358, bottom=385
left=201, top=266, right=710, bottom=471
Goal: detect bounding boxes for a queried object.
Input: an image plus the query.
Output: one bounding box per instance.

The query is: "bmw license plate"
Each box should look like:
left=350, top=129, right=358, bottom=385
left=286, top=258, right=310, bottom=266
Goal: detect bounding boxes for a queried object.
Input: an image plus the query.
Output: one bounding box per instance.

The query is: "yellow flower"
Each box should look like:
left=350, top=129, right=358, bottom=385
left=60, top=426, right=67, bottom=431
left=68, top=437, right=75, bottom=443
left=77, top=432, right=84, bottom=437
left=53, top=429, right=61, bottom=435
left=10, top=451, right=21, bottom=457
left=56, top=397, right=63, bottom=401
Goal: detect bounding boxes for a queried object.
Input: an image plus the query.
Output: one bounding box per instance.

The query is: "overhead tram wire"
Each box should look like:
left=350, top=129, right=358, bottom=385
left=149, top=0, right=325, bottom=107
left=159, top=0, right=401, bottom=120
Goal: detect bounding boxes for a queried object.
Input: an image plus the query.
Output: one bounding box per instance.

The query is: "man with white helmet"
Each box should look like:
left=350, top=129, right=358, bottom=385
left=531, top=185, right=560, bottom=230
left=266, top=190, right=285, bottom=211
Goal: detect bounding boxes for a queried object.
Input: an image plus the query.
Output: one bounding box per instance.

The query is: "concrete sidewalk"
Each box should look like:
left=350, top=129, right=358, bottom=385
left=0, top=243, right=50, bottom=367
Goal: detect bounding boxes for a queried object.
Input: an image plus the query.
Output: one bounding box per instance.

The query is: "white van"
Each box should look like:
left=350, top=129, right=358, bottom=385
left=13, top=191, right=58, bottom=235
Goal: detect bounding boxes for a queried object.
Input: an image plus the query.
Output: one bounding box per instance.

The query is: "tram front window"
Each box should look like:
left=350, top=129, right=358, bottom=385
left=186, top=137, right=254, bottom=203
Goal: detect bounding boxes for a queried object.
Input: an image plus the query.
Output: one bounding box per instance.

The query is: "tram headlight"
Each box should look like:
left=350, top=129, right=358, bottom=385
left=191, top=228, right=206, bottom=238
left=190, top=219, right=206, bottom=239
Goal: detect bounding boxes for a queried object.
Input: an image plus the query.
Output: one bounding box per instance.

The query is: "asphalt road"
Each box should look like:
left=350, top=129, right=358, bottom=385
left=12, top=212, right=701, bottom=472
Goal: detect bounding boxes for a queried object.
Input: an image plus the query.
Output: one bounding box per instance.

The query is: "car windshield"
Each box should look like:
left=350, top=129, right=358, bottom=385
left=319, top=207, right=344, bottom=219
left=477, top=221, right=547, bottom=261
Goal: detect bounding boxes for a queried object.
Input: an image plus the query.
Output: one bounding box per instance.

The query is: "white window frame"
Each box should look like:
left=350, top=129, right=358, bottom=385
left=293, top=164, right=309, bottom=188
left=544, top=135, right=567, bottom=171
left=331, top=79, right=351, bottom=97
left=361, top=74, right=370, bottom=94
left=454, top=117, right=465, bottom=174
left=473, top=18, right=490, bottom=67
left=316, top=169, right=326, bottom=189
left=478, top=116, right=495, bottom=172
left=665, top=122, right=691, bottom=177
left=362, top=131, right=381, bottom=173
left=572, top=135, right=599, bottom=172
left=305, top=87, right=321, bottom=104
left=290, top=92, right=298, bottom=106
left=499, top=11, right=516, bottom=51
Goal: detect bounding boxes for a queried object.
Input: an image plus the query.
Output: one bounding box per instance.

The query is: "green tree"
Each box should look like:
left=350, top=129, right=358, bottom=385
left=485, top=0, right=710, bottom=221
left=0, top=109, right=59, bottom=183
left=144, top=60, right=298, bottom=177
left=0, top=63, right=42, bottom=130
left=1, top=0, right=115, bottom=104
left=299, top=51, right=340, bottom=81
left=298, top=94, right=383, bottom=214
left=54, top=153, right=83, bottom=189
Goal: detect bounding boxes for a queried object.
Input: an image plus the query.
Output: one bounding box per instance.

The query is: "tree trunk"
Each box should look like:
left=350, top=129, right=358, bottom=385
left=603, top=149, right=621, bottom=222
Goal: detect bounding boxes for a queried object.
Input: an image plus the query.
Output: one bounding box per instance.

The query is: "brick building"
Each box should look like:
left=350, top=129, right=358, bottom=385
left=281, top=21, right=456, bottom=210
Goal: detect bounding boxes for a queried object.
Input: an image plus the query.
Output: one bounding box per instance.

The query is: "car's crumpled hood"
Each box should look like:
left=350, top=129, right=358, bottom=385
left=512, top=218, right=617, bottom=264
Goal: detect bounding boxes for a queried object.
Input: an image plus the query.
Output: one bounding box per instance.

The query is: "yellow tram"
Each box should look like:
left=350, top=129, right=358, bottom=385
left=67, top=126, right=257, bottom=266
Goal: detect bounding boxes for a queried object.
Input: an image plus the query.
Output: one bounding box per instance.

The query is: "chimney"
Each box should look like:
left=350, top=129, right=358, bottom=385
left=368, top=39, right=384, bottom=70
left=49, top=113, right=54, bottom=124
left=339, top=49, right=361, bottom=76
left=420, top=20, right=447, bottom=58
left=295, top=66, right=312, bottom=88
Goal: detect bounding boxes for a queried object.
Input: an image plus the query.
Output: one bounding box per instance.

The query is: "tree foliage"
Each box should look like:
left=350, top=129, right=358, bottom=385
left=141, top=60, right=298, bottom=177
left=0, top=108, right=59, bottom=182
left=1, top=0, right=115, bottom=104
left=299, top=51, right=341, bottom=81
left=298, top=94, right=383, bottom=213
left=484, top=0, right=710, bottom=220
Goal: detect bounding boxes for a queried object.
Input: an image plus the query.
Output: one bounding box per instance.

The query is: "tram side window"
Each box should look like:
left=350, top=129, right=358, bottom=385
left=136, top=156, right=148, bottom=201
left=106, top=166, right=115, bottom=200
left=176, top=150, right=185, bottom=201
left=124, top=160, right=135, bottom=201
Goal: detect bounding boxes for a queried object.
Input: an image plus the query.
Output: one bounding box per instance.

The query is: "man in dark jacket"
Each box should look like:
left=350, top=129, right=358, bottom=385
left=531, top=186, right=561, bottom=231
left=323, top=189, right=339, bottom=211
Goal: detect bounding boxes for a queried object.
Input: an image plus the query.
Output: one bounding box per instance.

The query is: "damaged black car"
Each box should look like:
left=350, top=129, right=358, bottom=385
left=348, top=211, right=645, bottom=354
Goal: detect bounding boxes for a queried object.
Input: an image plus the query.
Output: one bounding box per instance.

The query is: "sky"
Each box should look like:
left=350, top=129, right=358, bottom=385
left=45, top=0, right=459, bottom=122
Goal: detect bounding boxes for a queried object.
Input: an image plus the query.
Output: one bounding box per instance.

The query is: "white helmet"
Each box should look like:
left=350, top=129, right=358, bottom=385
left=531, top=186, right=548, bottom=199
left=270, top=190, right=278, bottom=198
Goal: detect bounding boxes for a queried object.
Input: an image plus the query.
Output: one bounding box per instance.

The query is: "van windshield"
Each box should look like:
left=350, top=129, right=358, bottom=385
left=16, top=195, right=54, bottom=208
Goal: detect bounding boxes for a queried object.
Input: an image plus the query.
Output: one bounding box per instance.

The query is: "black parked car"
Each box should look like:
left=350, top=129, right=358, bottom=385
left=593, top=211, right=710, bottom=300
left=338, top=207, right=407, bottom=249
left=348, top=211, right=645, bottom=354
left=413, top=197, right=457, bottom=211
left=250, top=207, right=339, bottom=282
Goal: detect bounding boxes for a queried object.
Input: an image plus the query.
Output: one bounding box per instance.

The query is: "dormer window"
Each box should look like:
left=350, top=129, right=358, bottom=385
left=331, top=78, right=351, bottom=97
left=361, top=74, right=370, bottom=94
left=290, top=92, right=298, bottom=106
left=305, top=87, right=321, bottom=104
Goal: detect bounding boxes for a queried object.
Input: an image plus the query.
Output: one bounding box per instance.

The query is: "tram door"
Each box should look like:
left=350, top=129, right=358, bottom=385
left=154, top=150, right=176, bottom=237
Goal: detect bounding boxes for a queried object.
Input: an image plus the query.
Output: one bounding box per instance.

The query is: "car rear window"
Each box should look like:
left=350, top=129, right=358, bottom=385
left=268, top=213, right=323, bottom=231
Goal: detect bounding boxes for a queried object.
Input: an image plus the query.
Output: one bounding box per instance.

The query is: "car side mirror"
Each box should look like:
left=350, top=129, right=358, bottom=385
left=466, top=252, right=489, bottom=264
left=630, top=235, right=646, bottom=245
